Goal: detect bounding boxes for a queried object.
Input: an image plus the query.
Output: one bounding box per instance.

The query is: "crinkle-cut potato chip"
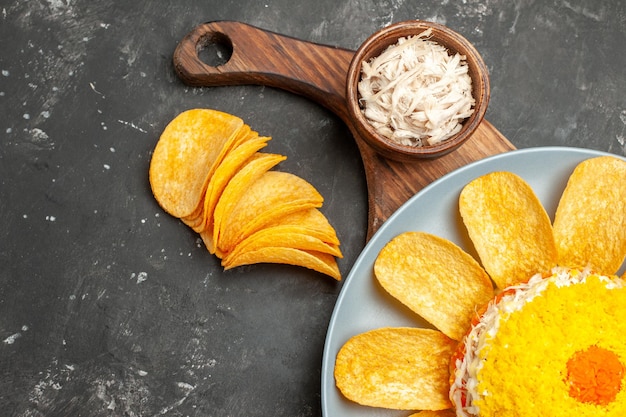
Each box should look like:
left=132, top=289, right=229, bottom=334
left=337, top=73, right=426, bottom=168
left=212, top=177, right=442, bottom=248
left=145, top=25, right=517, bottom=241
left=262, top=208, right=340, bottom=245
left=223, top=228, right=342, bottom=266
left=224, top=246, right=341, bottom=280
left=211, top=153, right=287, bottom=255
left=223, top=123, right=255, bottom=156
left=149, top=108, right=244, bottom=218
left=217, top=171, right=324, bottom=254
left=553, top=156, right=626, bottom=275
left=181, top=125, right=260, bottom=232
left=334, top=327, right=456, bottom=410
left=408, top=411, right=456, bottom=417
left=374, top=232, right=494, bottom=341
left=459, top=171, right=557, bottom=289
left=181, top=125, right=258, bottom=228
left=183, top=127, right=266, bottom=229
left=195, top=135, right=271, bottom=233
left=223, top=208, right=342, bottom=260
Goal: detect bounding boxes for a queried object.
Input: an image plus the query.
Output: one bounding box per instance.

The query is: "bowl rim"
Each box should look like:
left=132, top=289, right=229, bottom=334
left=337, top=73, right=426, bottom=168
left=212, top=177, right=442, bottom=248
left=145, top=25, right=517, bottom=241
left=346, top=20, right=491, bottom=160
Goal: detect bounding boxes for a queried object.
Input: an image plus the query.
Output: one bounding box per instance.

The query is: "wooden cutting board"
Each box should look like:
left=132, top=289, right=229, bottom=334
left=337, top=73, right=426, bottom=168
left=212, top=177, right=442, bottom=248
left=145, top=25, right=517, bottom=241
left=173, top=21, right=516, bottom=240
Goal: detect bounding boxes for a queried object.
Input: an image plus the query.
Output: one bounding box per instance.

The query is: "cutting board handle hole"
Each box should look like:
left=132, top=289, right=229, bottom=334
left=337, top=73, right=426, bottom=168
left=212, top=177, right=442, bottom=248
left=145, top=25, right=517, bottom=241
left=197, top=32, right=233, bottom=67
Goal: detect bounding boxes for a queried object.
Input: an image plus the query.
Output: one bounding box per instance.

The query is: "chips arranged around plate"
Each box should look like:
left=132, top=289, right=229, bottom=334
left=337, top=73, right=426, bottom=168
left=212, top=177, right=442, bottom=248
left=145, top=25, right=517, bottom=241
left=334, top=155, right=626, bottom=413
left=459, top=171, right=558, bottom=289
left=150, top=109, right=342, bottom=280
left=334, top=327, right=457, bottom=410
left=374, top=232, right=493, bottom=341
left=553, top=156, right=626, bottom=275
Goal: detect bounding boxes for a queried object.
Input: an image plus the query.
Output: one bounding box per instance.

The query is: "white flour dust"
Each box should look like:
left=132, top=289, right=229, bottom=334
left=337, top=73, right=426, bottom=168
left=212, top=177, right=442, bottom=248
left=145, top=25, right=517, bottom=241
left=25, top=357, right=75, bottom=409
left=130, top=271, right=148, bottom=284
left=117, top=119, right=148, bottom=134
left=3, top=325, right=29, bottom=344
left=4, top=1, right=107, bottom=148
left=3, top=333, right=22, bottom=344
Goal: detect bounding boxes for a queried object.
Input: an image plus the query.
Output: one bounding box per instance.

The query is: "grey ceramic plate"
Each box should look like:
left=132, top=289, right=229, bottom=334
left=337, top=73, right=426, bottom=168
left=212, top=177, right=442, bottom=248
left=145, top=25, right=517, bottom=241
left=321, top=147, right=625, bottom=417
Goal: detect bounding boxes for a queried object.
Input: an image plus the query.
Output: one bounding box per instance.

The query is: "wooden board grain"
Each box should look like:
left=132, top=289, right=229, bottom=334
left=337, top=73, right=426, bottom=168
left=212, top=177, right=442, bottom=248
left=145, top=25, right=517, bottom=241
left=173, top=21, right=516, bottom=240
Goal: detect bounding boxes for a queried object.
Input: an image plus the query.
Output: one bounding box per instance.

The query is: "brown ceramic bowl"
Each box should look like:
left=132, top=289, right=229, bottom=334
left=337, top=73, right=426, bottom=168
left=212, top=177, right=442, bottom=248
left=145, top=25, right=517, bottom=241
left=346, top=20, right=490, bottom=161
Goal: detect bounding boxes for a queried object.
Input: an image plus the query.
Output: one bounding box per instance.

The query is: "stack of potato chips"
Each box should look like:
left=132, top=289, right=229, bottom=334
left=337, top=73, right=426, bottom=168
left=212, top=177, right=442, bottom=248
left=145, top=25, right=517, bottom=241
left=149, top=109, right=342, bottom=280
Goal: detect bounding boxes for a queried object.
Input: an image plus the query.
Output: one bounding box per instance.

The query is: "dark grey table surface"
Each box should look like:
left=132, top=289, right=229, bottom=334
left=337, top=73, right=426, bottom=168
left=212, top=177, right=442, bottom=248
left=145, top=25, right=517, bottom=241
left=1, top=1, right=624, bottom=416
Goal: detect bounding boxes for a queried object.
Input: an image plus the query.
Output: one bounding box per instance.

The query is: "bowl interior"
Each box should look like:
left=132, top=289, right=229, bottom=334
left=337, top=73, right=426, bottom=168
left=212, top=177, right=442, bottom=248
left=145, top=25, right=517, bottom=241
left=346, top=20, right=490, bottom=161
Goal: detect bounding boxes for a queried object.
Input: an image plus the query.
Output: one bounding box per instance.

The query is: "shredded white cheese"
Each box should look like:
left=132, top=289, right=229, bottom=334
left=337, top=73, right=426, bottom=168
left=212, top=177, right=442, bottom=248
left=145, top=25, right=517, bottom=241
left=358, top=28, right=475, bottom=147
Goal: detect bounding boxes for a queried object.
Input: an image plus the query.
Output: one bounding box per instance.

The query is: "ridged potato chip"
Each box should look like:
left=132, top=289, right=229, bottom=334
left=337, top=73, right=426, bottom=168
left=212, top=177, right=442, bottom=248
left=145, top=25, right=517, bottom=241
left=334, top=327, right=456, bottom=410
left=182, top=127, right=262, bottom=231
left=181, top=125, right=261, bottom=226
left=553, top=156, right=626, bottom=275
left=459, top=171, right=557, bottom=289
left=224, top=246, right=341, bottom=280
left=217, top=171, right=324, bottom=254
left=195, top=135, right=271, bottom=233
left=223, top=123, right=255, bottom=156
left=261, top=208, right=340, bottom=245
left=211, top=153, right=287, bottom=255
left=374, top=232, right=494, bottom=341
left=223, top=228, right=342, bottom=266
left=149, top=109, right=244, bottom=218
